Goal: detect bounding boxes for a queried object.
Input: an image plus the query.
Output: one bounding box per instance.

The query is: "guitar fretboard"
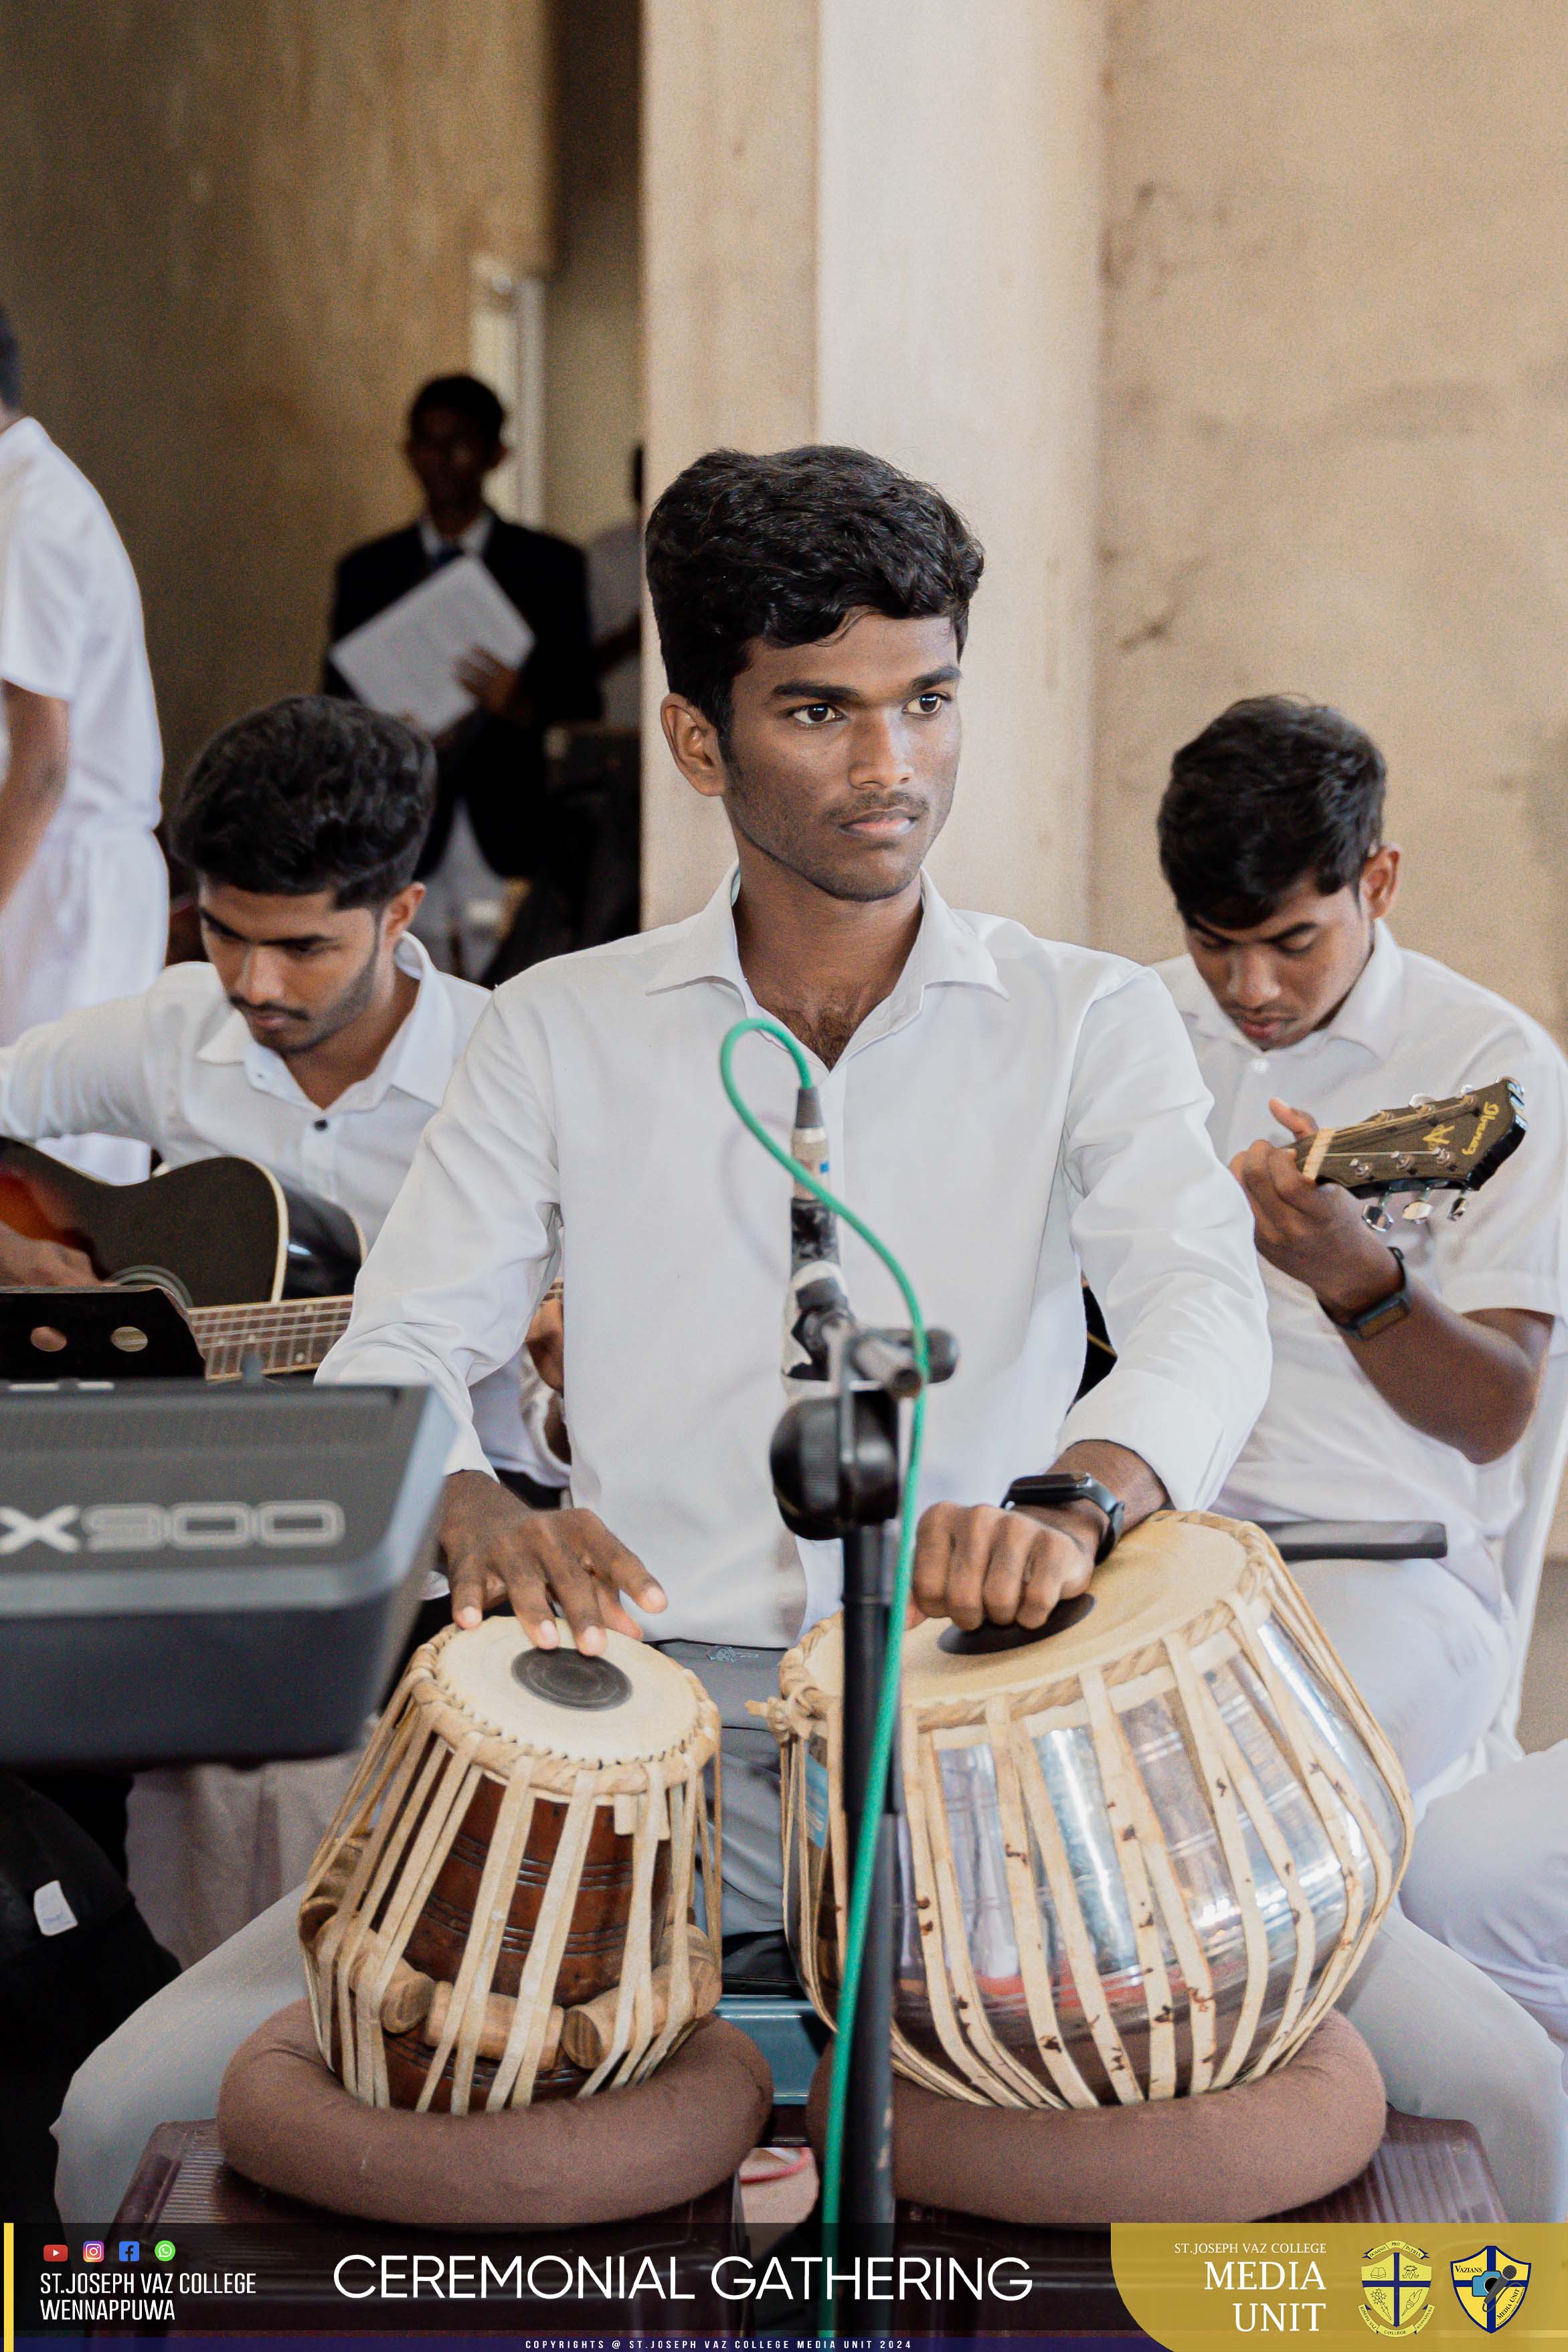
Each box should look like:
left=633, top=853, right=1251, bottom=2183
left=188, top=1296, right=354, bottom=1380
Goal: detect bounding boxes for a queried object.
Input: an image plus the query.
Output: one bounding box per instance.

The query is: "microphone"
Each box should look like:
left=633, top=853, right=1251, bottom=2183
left=780, top=1083, right=961, bottom=1402
left=782, top=1084, right=849, bottom=1396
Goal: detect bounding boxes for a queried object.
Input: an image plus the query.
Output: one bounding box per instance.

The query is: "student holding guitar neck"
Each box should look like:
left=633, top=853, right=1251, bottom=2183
left=1156, top=697, right=1568, bottom=2189
left=1155, top=695, right=1568, bottom=1798
left=0, top=691, right=563, bottom=1508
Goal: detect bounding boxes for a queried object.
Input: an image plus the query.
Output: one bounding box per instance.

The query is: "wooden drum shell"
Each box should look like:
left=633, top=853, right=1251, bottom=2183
left=770, top=1513, right=1412, bottom=2110
left=300, top=1623, right=720, bottom=2114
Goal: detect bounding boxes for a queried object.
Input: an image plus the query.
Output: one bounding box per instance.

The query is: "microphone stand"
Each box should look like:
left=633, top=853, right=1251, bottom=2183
left=771, top=1321, right=957, bottom=2334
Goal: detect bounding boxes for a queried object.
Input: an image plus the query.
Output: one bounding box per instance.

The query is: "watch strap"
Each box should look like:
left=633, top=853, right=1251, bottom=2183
left=1001, top=1471, right=1125, bottom=1564
left=1324, top=1248, right=1411, bottom=1341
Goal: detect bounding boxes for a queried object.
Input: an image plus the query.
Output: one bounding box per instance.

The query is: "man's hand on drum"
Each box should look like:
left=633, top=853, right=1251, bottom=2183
left=441, top=1470, right=666, bottom=1657
left=911, top=1499, right=1098, bottom=1630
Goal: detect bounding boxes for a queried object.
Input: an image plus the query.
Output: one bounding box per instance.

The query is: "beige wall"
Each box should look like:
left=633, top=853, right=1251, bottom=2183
left=0, top=0, right=553, bottom=793
left=544, top=0, right=640, bottom=550
left=1096, top=0, right=1568, bottom=1046
left=640, top=0, right=1104, bottom=936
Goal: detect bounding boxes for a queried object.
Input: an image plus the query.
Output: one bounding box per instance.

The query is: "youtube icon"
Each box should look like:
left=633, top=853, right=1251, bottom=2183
left=42, top=2246, right=67, bottom=2264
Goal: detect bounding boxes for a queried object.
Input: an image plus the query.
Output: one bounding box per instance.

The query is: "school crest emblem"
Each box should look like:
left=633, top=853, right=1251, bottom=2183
left=1451, top=2248, right=1531, bottom=2331
left=1359, top=2242, right=1433, bottom=2335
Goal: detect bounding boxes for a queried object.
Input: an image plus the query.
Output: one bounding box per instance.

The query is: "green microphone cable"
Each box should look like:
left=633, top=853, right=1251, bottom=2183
left=719, top=1014, right=929, bottom=2339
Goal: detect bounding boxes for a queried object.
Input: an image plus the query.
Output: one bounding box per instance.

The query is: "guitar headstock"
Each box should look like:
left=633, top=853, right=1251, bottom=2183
left=1294, top=1078, right=1526, bottom=1207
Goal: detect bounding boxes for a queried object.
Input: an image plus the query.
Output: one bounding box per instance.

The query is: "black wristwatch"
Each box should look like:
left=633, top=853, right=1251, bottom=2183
left=1322, top=1248, right=1411, bottom=1341
left=1002, top=1472, right=1125, bottom=1564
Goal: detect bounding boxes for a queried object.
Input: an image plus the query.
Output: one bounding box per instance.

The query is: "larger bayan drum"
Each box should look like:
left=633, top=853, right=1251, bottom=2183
left=300, top=1620, right=721, bottom=2113
left=770, top=1513, right=1410, bottom=2108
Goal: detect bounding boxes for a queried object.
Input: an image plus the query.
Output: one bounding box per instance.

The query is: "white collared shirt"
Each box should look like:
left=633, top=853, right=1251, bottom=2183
left=0, top=417, right=161, bottom=831
left=1158, top=927, right=1568, bottom=1607
left=418, top=509, right=494, bottom=567
left=319, top=870, right=1272, bottom=1645
left=0, top=935, right=557, bottom=1478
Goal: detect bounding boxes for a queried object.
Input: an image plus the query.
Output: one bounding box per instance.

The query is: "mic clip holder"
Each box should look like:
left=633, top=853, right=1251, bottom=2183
left=769, top=1306, right=958, bottom=2286
left=772, top=1313, right=958, bottom=1540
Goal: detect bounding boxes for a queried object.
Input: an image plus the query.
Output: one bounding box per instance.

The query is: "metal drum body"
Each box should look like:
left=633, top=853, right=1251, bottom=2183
left=300, top=1619, right=721, bottom=2113
left=772, top=1513, right=1411, bottom=2108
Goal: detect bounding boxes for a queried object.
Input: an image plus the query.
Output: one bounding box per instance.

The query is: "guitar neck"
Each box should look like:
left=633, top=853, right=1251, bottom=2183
left=187, top=1296, right=354, bottom=1380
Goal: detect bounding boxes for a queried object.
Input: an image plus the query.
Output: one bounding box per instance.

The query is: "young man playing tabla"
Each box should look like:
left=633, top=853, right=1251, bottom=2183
left=55, top=460, right=1565, bottom=2221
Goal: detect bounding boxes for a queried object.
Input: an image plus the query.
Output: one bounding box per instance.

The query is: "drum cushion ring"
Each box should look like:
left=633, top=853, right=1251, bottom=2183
left=218, top=2001, right=772, bottom=2225
left=804, top=2009, right=1385, bottom=2223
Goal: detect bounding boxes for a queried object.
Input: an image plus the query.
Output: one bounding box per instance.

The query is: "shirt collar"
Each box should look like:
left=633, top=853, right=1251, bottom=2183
left=644, top=865, right=1007, bottom=1009
left=418, top=507, right=494, bottom=564
left=195, top=934, right=454, bottom=1110
left=0, top=416, right=49, bottom=475
left=1170, top=920, right=1405, bottom=1065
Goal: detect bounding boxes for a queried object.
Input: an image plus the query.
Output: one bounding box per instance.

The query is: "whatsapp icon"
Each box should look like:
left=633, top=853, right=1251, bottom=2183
left=154, top=2240, right=176, bottom=2262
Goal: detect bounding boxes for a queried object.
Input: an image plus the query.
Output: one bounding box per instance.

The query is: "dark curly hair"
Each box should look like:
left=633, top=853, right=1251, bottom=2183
left=170, top=695, right=436, bottom=908
left=408, top=373, right=506, bottom=445
left=1158, top=695, right=1387, bottom=929
left=645, top=445, right=984, bottom=742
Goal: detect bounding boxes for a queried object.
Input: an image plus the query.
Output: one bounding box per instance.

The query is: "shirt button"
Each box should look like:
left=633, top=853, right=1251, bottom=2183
left=1249, top=1057, right=1268, bottom=1074
left=313, top=1118, right=329, bottom=1131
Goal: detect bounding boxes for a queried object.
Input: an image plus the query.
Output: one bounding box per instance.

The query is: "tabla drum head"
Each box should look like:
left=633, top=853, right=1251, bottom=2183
left=433, top=1617, right=703, bottom=1766
left=792, top=1515, right=1251, bottom=1717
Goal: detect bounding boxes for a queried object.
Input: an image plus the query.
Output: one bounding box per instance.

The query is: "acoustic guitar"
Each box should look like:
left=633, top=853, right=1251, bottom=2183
left=1076, top=1077, right=1527, bottom=1396
left=1290, top=1076, right=1525, bottom=1213
left=0, top=1140, right=364, bottom=1379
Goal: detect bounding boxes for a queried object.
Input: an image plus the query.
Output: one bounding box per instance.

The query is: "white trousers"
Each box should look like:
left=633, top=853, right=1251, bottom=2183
left=1401, top=1740, right=1568, bottom=2065
left=0, top=815, right=165, bottom=1182
left=1290, top=1555, right=1512, bottom=1796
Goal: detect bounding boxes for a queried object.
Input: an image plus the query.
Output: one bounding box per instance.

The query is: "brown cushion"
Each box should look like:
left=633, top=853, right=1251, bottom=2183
left=218, top=2000, right=772, bottom=2226
left=805, top=2010, right=1385, bottom=2224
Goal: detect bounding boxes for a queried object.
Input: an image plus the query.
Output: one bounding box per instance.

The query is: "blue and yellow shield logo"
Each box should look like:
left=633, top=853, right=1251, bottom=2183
left=1360, top=2242, right=1433, bottom=2335
left=1452, top=2248, right=1531, bottom=2331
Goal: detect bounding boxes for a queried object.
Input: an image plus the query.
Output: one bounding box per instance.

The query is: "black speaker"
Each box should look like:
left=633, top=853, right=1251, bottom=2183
left=0, top=1381, right=450, bottom=1768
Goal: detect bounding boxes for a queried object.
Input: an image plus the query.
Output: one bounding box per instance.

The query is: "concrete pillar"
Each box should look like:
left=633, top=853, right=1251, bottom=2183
left=641, top=0, right=1105, bottom=937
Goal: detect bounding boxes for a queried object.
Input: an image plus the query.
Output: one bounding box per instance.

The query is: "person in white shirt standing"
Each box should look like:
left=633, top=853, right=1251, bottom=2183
left=0, top=307, right=165, bottom=1182
left=1154, top=695, right=1568, bottom=1796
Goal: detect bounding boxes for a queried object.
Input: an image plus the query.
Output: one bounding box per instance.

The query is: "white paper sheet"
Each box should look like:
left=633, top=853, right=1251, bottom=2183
left=329, top=556, right=535, bottom=737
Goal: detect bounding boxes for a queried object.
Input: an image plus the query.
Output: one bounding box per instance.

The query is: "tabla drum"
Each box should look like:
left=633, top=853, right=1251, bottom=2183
left=768, top=1512, right=1411, bottom=2108
left=300, top=1618, right=722, bottom=2114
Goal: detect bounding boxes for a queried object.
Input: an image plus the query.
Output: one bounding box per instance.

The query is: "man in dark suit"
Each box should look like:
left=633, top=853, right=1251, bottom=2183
left=325, top=374, right=599, bottom=968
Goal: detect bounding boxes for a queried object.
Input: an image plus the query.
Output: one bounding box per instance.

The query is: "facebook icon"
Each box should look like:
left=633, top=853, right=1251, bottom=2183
left=118, top=2241, right=140, bottom=2263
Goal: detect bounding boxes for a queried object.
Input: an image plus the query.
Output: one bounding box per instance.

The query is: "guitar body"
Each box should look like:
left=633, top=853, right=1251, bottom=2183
left=0, top=1141, right=363, bottom=1309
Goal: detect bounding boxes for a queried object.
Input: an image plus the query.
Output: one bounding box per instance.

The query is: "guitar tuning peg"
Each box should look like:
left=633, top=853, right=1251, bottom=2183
left=1448, top=1195, right=1467, bottom=1221
left=1363, top=1201, right=1395, bottom=1234
left=1401, top=1189, right=1435, bottom=1224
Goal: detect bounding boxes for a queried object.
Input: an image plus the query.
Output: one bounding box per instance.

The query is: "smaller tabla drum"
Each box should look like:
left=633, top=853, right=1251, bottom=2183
left=300, top=1619, right=721, bottom=2114
left=769, top=1512, right=1411, bottom=2108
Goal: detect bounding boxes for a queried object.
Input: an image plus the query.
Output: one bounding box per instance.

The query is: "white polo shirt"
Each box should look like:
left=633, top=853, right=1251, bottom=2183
left=321, top=868, right=1272, bottom=1645
left=0, top=416, right=160, bottom=831
left=1158, top=927, right=1568, bottom=1608
left=0, top=934, right=559, bottom=1480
